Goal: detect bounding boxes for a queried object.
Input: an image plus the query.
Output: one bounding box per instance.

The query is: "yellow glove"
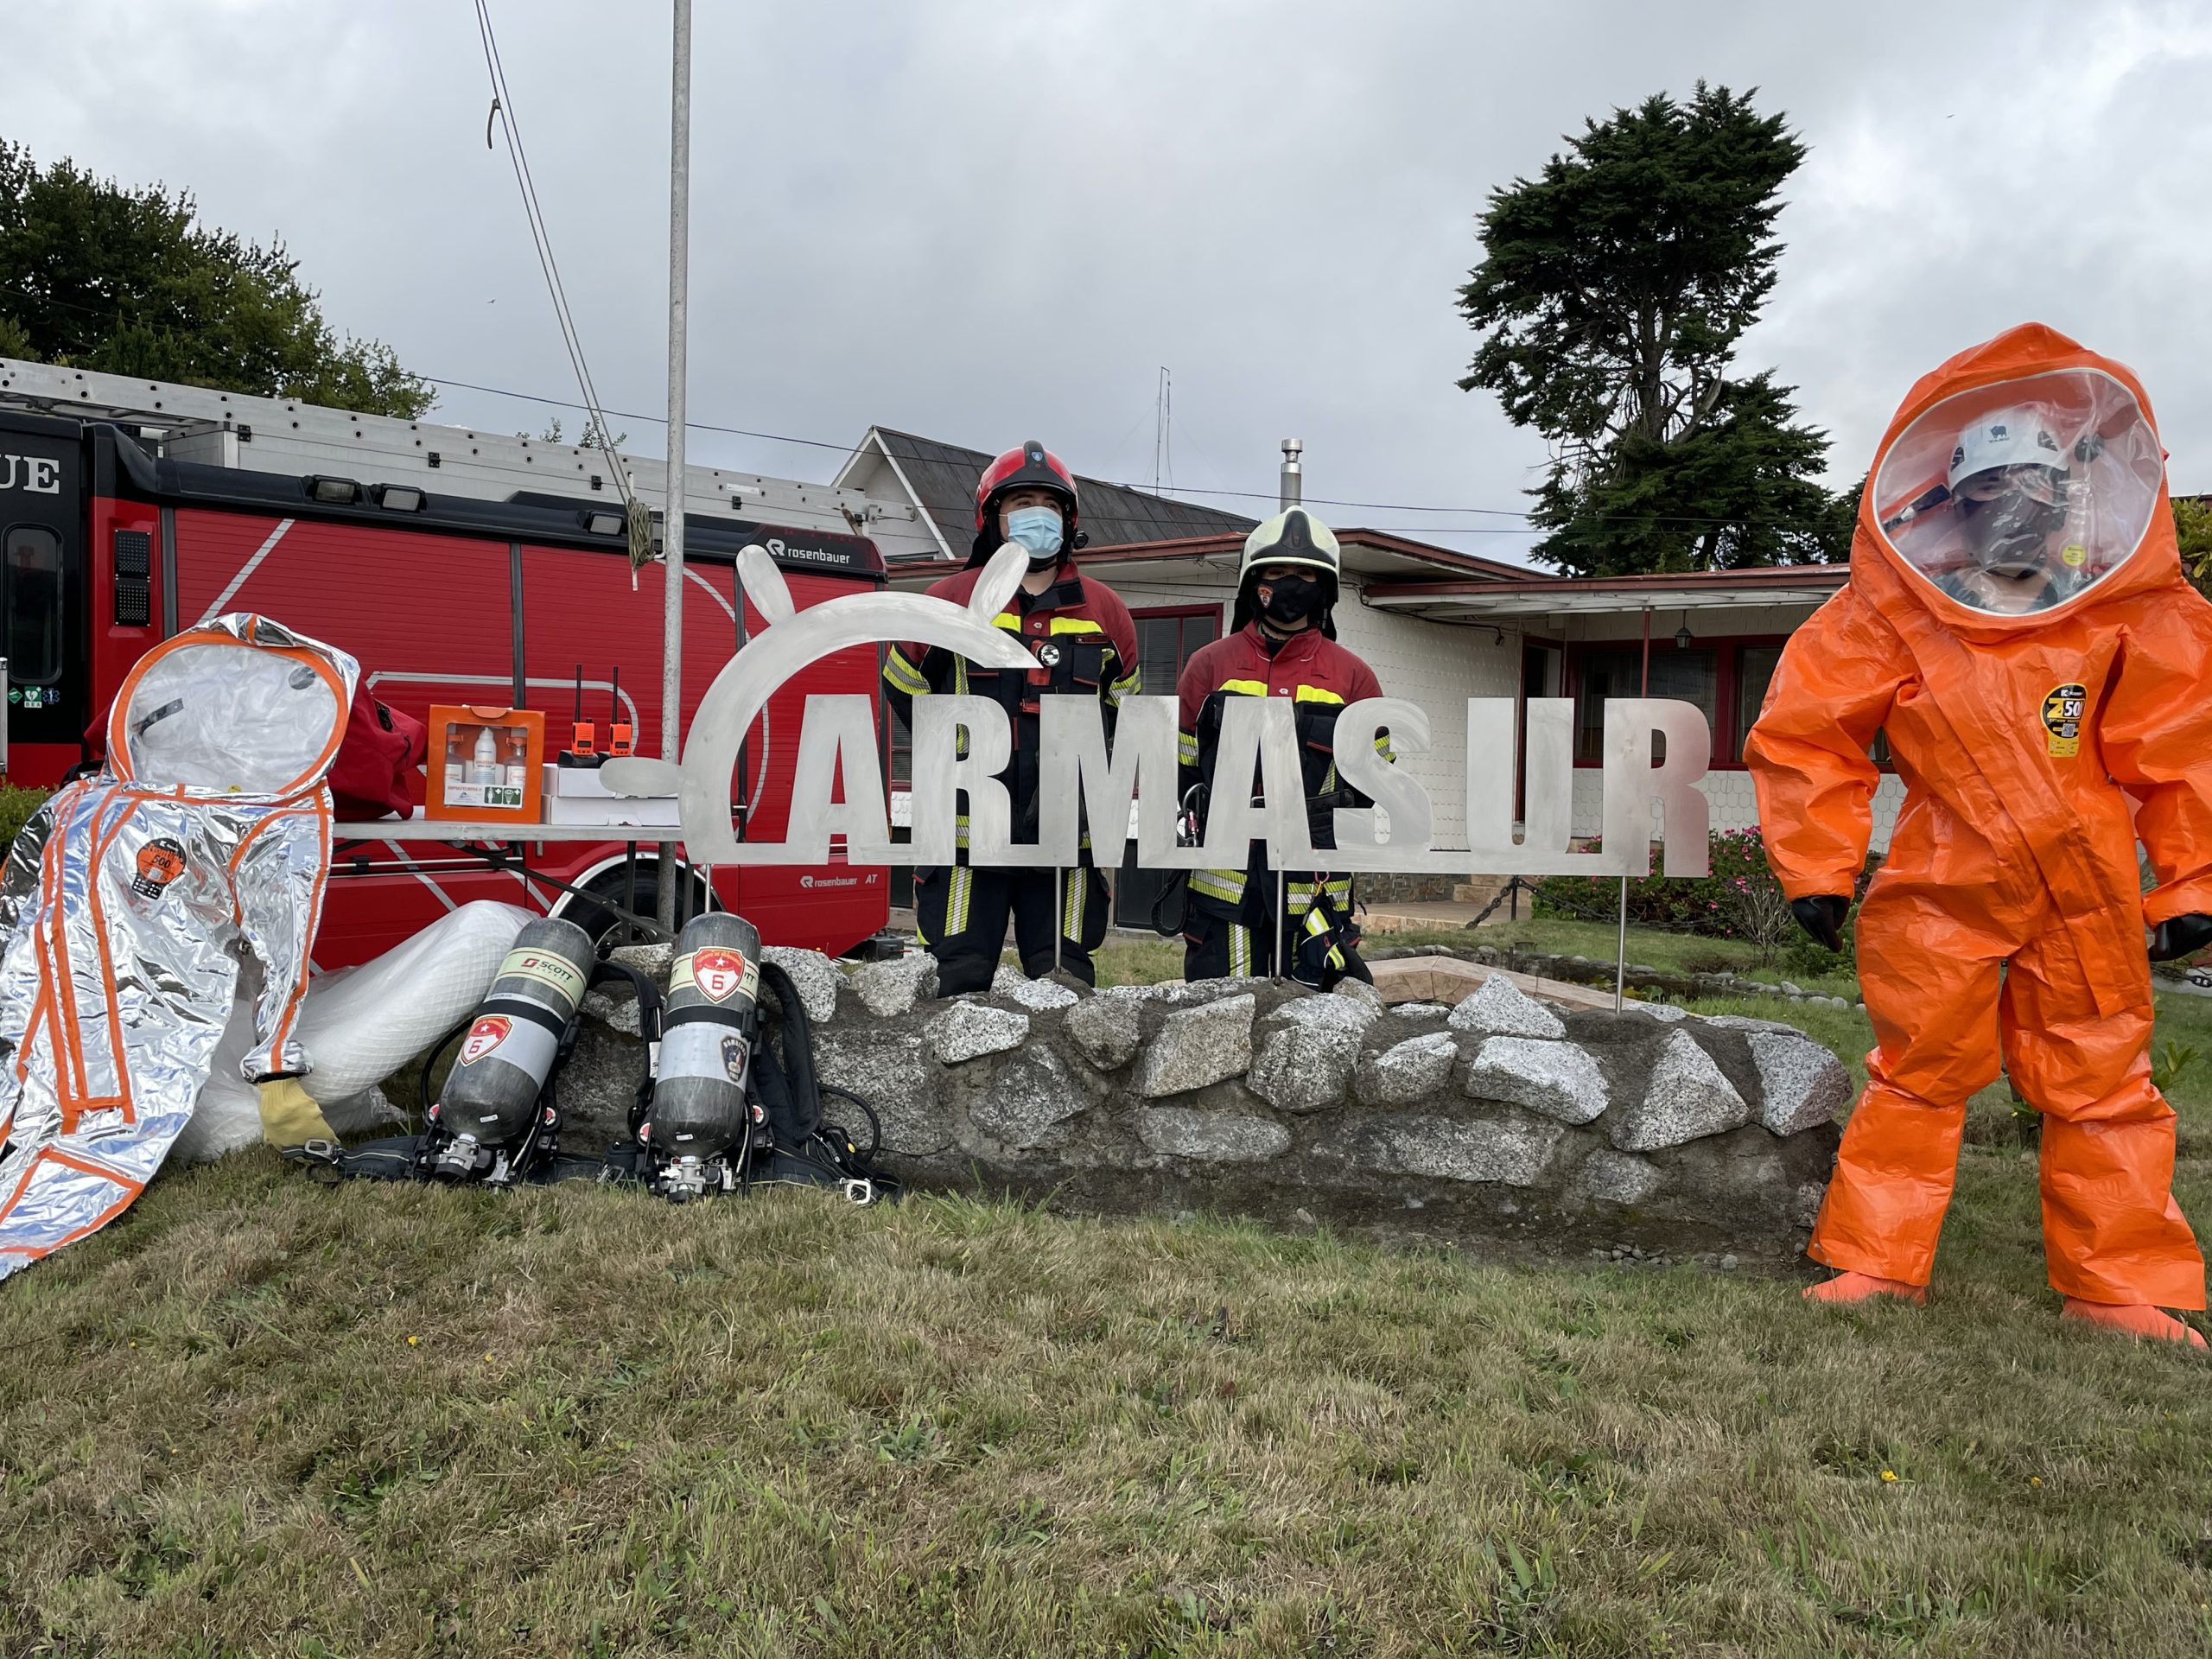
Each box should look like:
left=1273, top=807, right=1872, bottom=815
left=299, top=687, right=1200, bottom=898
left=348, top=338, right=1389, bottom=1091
left=256, top=1077, right=336, bottom=1149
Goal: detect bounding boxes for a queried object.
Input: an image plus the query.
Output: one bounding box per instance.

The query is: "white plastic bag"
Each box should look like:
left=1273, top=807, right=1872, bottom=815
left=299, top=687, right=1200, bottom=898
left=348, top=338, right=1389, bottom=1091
left=175, top=901, right=535, bottom=1161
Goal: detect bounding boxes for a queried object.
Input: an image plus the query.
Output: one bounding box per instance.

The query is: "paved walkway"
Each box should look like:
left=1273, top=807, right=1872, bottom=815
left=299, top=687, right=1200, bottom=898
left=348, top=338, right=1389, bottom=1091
left=1367, top=953, right=1617, bottom=1013
left=1359, top=899, right=1528, bottom=934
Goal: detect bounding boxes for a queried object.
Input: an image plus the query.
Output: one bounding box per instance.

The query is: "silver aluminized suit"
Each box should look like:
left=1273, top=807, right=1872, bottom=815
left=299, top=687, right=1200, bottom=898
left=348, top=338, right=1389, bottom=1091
left=0, top=614, right=355, bottom=1278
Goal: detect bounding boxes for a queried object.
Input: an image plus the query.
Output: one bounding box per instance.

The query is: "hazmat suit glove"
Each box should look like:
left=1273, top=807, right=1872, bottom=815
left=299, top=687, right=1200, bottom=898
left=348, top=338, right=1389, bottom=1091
left=1789, top=894, right=1849, bottom=952
left=255, top=1077, right=337, bottom=1150
left=2149, top=913, right=2212, bottom=963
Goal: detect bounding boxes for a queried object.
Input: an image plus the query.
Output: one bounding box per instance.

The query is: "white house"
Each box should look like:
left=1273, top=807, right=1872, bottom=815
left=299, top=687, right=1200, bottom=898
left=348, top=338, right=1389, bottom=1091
left=838, top=427, right=1904, bottom=893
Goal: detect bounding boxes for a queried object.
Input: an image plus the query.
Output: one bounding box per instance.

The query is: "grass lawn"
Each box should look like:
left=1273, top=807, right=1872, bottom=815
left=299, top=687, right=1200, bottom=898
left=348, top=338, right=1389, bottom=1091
left=7, top=927, right=2212, bottom=1655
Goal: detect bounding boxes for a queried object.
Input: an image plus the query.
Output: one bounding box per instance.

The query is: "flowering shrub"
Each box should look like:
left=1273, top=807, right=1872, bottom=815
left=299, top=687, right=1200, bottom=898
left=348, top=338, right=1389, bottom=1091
left=1535, top=826, right=1878, bottom=962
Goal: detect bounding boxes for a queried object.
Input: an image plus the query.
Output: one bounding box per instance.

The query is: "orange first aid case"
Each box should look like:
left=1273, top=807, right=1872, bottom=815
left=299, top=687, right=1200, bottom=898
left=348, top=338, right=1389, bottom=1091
left=425, top=705, right=545, bottom=823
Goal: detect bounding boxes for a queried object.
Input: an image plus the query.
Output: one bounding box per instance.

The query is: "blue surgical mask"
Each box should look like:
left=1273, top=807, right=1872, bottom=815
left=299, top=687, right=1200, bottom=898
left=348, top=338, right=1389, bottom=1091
left=1004, top=505, right=1065, bottom=560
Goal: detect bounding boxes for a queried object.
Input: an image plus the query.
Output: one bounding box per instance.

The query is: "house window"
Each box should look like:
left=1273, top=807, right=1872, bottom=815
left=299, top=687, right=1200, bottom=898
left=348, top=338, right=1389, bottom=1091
left=1133, top=605, right=1220, bottom=697
left=1569, top=634, right=1892, bottom=771
left=1573, top=645, right=1718, bottom=764
left=1736, top=645, right=1782, bottom=763
left=1735, top=641, right=1890, bottom=766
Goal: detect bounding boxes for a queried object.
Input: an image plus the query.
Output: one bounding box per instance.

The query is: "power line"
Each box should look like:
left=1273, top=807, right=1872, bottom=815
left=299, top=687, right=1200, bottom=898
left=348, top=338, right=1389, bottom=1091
left=419, top=373, right=1556, bottom=518
left=0, top=290, right=1817, bottom=535
left=472, top=0, right=646, bottom=567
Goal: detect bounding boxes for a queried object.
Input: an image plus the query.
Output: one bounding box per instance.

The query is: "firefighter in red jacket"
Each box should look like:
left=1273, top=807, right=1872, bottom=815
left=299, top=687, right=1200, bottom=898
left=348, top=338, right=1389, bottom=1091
left=882, top=441, right=1140, bottom=994
left=1177, top=507, right=1382, bottom=986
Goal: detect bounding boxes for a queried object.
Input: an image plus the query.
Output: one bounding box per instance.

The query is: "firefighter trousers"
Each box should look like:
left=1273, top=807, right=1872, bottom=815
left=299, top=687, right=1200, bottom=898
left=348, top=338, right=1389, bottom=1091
left=1182, top=871, right=1372, bottom=989
left=914, top=863, right=1111, bottom=995
left=1811, top=877, right=2204, bottom=1308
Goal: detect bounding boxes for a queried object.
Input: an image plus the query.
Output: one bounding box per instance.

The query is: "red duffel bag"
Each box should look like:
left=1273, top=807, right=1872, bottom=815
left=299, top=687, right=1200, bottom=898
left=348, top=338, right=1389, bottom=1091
left=327, top=684, right=427, bottom=819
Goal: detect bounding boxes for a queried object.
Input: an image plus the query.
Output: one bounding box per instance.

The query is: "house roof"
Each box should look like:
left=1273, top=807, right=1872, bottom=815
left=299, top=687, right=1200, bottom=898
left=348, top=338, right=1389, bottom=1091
left=1361, top=563, right=1852, bottom=620
left=1071, top=530, right=1532, bottom=583
left=839, top=426, right=1257, bottom=560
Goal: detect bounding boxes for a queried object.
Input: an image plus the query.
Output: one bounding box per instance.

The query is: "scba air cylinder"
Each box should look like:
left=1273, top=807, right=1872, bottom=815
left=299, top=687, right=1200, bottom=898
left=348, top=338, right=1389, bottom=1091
left=644, top=913, right=764, bottom=1168
left=437, top=917, right=597, bottom=1145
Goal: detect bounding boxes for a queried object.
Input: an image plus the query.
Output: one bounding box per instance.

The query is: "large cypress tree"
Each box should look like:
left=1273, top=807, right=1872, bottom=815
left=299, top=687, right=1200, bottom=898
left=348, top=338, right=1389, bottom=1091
left=0, top=140, right=431, bottom=418
left=1459, top=85, right=1845, bottom=574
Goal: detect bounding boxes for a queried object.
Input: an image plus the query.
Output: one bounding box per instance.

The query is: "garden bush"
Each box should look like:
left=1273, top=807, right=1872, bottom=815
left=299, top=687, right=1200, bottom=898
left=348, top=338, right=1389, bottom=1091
left=1535, top=826, right=1879, bottom=969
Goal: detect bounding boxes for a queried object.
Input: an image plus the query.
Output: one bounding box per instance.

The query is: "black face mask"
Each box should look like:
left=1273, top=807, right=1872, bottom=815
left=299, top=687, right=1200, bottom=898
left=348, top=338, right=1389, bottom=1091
left=1259, top=572, right=1323, bottom=626
left=1959, top=488, right=2068, bottom=575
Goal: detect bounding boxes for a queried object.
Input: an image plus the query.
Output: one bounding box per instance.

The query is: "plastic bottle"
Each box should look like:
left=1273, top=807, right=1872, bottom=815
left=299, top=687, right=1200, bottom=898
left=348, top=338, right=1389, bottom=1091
left=471, top=726, right=499, bottom=785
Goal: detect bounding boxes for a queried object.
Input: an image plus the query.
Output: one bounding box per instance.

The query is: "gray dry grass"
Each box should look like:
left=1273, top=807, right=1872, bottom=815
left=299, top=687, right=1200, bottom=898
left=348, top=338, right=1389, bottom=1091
left=6, top=935, right=2212, bottom=1656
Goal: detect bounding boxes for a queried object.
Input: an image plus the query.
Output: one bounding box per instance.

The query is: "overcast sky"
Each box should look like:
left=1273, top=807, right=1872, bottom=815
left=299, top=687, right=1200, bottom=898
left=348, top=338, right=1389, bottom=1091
left=9, top=1, right=2210, bottom=563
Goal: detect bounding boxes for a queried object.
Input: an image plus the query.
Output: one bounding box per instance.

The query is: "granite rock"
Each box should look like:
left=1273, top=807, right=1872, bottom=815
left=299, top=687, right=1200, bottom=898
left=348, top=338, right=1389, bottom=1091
left=1065, top=995, right=1143, bottom=1071
left=926, top=1001, right=1031, bottom=1065
left=1354, top=1032, right=1459, bottom=1107
left=1750, top=1031, right=1853, bottom=1135
left=1136, top=994, right=1256, bottom=1097
left=1463, top=1035, right=1609, bottom=1126
left=1138, top=1107, right=1291, bottom=1162
left=1447, top=974, right=1567, bottom=1039
left=763, top=946, right=842, bottom=1024
left=1610, top=1029, right=1751, bottom=1151
left=851, top=951, right=939, bottom=1017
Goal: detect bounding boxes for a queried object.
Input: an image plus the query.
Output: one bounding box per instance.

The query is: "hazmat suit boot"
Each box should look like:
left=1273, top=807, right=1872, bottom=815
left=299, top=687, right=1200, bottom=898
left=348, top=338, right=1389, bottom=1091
left=1802, top=1271, right=1928, bottom=1306
left=1747, top=324, right=2212, bottom=1324
left=2060, top=1298, right=2207, bottom=1349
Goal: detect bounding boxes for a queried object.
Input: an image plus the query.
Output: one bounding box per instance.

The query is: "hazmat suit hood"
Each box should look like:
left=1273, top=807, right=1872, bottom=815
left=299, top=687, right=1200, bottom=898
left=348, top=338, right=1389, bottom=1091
left=1857, top=323, right=2180, bottom=643
left=106, top=612, right=357, bottom=800
left=0, top=613, right=357, bottom=1281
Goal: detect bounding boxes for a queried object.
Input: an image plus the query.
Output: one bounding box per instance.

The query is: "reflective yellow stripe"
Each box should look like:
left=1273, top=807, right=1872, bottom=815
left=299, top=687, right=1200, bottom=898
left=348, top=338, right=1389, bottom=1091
left=1294, top=685, right=1344, bottom=705
left=948, top=867, right=973, bottom=936
left=1230, top=925, right=1250, bottom=978
left=1063, top=871, right=1084, bottom=939
left=1177, top=731, right=1200, bottom=763
left=1192, top=870, right=1246, bottom=903
left=989, top=613, right=1107, bottom=637
left=882, top=648, right=929, bottom=695
left=1220, top=678, right=1268, bottom=697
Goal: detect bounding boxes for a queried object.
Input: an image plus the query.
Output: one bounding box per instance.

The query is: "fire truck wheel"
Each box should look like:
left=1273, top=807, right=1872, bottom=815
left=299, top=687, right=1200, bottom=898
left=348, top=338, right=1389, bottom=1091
left=560, top=861, right=713, bottom=948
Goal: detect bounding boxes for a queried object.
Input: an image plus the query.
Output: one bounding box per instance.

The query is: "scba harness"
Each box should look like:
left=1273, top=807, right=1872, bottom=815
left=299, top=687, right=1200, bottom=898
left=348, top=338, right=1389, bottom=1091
left=293, top=915, right=895, bottom=1205
left=1173, top=625, right=1387, bottom=986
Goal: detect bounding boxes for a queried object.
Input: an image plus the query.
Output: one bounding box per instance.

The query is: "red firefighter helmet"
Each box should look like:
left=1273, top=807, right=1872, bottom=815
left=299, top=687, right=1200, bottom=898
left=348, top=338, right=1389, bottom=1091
left=969, top=439, right=1081, bottom=563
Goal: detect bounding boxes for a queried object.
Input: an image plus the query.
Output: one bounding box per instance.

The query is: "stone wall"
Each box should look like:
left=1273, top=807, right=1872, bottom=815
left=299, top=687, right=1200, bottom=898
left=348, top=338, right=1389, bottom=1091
left=571, top=949, right=1846, bottom=1268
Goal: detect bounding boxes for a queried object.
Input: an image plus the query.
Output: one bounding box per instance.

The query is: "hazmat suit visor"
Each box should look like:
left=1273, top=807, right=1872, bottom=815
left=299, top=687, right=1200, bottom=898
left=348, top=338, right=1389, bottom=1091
left=120, top=641, right=341, bottom=796
left=1872, top=369, right=2164, bottom=617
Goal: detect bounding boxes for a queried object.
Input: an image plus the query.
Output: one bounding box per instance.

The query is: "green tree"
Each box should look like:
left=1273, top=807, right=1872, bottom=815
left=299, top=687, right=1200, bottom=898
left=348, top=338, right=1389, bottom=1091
left=2176, top=495, right=2212, bottom=599
left=0, top=140, right=431, bottom=418
left=1459, top=84, right=1842, bottom=575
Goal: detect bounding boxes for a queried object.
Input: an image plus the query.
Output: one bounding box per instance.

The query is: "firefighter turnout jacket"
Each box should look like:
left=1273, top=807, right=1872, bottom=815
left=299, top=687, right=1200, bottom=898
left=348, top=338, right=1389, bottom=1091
left=883, top=561, right=1141, bottom=852
left=1176, top=622, right=1385, bottom=962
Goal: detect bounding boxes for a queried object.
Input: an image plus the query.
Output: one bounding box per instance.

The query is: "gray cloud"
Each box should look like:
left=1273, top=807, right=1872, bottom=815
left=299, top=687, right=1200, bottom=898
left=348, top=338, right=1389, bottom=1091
left=9, top=0, right=2210, bottom=563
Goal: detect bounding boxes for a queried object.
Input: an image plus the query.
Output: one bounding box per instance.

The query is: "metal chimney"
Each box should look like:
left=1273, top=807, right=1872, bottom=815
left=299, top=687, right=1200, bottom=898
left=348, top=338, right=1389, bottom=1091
left=1280, top=438, right=1303, bottom=509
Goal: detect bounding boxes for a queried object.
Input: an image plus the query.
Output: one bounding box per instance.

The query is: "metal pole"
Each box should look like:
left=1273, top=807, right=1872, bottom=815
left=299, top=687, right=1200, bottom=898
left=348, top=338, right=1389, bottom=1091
left=1616, top=603, right=1653, bottom=1012
left=655, top=0, right=692, bottom=933
left=1280, top=439, right=1303, bottom=509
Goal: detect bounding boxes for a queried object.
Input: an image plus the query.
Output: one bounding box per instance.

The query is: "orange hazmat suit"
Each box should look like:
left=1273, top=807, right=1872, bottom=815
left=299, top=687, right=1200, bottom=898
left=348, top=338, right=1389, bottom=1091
left=1747, top=324, right=2210, bottom=1312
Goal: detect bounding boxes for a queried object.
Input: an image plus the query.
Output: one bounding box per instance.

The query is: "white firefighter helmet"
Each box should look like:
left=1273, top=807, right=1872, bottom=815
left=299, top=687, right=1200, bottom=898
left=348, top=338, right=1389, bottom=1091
left=1233, top=507, right=1344, bottom=635
left=1238, top=506, right=1342, bottom=585
left=1948, top=406, right=2069, bottom=496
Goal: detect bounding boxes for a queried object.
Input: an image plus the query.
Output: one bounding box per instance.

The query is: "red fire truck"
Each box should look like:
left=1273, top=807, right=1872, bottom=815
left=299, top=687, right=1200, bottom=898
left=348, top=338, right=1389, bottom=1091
left=0, top=372, right=893, bottom=967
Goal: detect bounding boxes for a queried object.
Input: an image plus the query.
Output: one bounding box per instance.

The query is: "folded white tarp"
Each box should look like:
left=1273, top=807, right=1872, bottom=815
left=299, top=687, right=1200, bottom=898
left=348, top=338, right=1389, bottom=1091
left=176, top=901, right=535, bottom=1162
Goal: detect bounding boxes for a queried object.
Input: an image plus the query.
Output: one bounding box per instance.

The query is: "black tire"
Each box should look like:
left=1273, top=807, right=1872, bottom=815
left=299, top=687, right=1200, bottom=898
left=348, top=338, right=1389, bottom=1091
left=562, top=861, right=712, bottom=947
